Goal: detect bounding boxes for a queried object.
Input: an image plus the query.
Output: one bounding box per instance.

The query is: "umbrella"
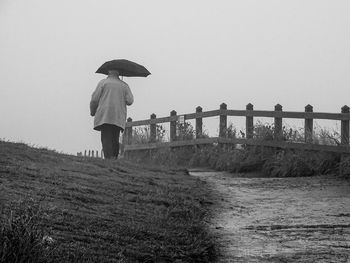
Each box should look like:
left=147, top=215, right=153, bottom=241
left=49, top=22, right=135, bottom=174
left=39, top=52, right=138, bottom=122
left=96, top=59, right=151, bottom=77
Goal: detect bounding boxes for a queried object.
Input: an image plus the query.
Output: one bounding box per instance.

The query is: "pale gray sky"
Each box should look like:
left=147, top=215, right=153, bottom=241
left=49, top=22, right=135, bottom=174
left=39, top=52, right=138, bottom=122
left=1, top=0, right=349, bottom=154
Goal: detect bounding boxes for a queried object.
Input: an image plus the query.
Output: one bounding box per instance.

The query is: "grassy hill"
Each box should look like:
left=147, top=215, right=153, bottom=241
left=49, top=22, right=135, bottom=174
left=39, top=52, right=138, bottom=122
left=0, top=141, right=217, bottom=262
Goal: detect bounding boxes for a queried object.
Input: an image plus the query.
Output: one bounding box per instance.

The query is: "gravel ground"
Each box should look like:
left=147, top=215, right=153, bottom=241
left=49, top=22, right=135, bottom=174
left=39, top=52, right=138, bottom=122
left=190, top=171, right=350, bottom=263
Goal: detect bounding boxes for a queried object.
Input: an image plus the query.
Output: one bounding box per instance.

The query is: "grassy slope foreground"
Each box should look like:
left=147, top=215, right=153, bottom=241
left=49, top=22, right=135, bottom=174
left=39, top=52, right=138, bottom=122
left=0, top=141, right=216, bottom=262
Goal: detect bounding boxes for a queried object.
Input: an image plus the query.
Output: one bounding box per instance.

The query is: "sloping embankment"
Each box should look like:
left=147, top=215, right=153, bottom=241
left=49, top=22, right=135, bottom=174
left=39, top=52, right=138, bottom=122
left=0, top=141, right=217, bottom=262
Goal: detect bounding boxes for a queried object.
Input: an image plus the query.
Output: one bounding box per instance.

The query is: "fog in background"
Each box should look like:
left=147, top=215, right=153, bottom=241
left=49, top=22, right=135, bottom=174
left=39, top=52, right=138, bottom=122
left=1, top=0, right=349, bottom=154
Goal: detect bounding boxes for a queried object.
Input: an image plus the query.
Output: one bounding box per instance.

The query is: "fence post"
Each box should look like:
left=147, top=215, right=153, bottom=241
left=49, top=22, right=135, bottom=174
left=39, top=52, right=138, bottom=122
left=246, top=103, right=254, bottom=139
left=341, top=105, right=349, bottom=145
left=88, top=150, right=91, bottom=157
left=196, top=106, right=203, bottom=139
left=150, top=113, right=156, bottom=143
left=84, top=150, right=87, bottom=157
left=219, top=103, right=227, bottom=138
left=304, top=104, right=313, bottom=143
left=170, top=110, right=177, bottom=142
left=274, top=104, right=283, bottom=140
left=126, top=117, right=133, bottom=145
left=101, top=149, right=104, bottom=159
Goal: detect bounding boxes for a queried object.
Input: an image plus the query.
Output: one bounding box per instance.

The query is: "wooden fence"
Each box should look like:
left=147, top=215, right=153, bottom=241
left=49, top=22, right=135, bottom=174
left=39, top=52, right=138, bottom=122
left=77, top=149, right=103, bottom=158
left=123, top=103, right=350, bottom=154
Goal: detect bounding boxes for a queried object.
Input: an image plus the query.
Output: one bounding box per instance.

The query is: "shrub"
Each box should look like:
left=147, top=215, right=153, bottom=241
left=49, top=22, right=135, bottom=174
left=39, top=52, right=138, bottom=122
left=313, top=127, right=341, bottom=145
left=225, top=123, right=239, bottom=139
left=262, top=151, right=314, bottom=177
left=214, top=149, right=243, bottom=171
left=132, top=124, right=166, bottom=144
left=189, top=146, right=213, bottom=167
left=176, top=121, right=195, bottom=141
left=253, top=121, right=274, bottom=141
left=128, top=120, right=343, bottom=177
left=128, top=121, right=198, bottom=166
left=339, top=156, right=350, bottom=178
left=253, top=121, right=305, bottom=142
left=150, top=147, right=195, bottom=167
left=189, top=145, right=264, bottom=172
left=262, top=150, right=340, bottom=177
left=131, top=122, right=196, bottom=144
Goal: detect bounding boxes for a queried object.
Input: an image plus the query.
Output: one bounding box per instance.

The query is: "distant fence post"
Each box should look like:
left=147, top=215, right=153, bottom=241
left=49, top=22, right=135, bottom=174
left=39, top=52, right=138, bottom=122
left=341, top=105, right=349, bottom=145
left=305, top=104, right=313, bottom=143
left=126, top=117, right=133, bottom=145
left=274, top=104, right=283, bottom=140
left=196, top=106, right=203, bottom=139
left=150, top=113, right=156, bottom=143
left=246, top=103, right=254, bottom=139
left=219, top=103, right=227, bottom=138
left=81, top=150, right=103, bottom=158
left=170, top=110, right=177, bottom=142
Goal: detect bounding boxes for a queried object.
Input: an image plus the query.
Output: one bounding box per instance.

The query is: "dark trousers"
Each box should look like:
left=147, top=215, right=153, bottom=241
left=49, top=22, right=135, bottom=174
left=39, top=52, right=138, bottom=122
left=100, top=124, right=122, bottom=159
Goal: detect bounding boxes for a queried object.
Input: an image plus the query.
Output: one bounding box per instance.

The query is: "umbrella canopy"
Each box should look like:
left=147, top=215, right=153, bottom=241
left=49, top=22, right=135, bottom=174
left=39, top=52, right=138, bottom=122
left=96, top=59, right=151, bottom=77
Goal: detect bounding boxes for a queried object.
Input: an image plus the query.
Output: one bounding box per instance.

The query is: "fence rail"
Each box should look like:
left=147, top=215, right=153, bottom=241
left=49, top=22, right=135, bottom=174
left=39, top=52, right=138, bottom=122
left=123, top=103, right=350, bottom=154
left=126, top=110, right=350, bottom=126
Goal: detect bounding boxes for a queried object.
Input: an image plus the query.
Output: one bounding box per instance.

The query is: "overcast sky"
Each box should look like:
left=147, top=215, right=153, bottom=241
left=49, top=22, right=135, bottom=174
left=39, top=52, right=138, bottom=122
left=1, top=0, right=349, bottom=154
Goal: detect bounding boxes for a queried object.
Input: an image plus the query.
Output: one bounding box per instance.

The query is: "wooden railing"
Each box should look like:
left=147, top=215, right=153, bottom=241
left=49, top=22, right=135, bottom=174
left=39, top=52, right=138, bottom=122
left=123, top=103, right=350, bottom=154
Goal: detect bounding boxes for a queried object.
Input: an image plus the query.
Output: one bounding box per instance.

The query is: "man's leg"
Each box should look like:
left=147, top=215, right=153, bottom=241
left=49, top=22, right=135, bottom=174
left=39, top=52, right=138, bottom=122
left=112, top=126, right=121, bottom=158
left=101, top=125, right=114, bottom=159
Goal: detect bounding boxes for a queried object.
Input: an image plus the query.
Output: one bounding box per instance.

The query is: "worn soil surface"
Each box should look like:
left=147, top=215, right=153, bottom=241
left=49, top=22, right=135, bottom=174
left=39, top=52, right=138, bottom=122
left=190, top=170, right=350, bottom=263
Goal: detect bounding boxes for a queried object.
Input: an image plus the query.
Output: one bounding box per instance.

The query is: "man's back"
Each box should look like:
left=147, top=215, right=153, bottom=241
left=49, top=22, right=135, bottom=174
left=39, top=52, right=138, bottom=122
left=90, top=76, right=134, bottom=131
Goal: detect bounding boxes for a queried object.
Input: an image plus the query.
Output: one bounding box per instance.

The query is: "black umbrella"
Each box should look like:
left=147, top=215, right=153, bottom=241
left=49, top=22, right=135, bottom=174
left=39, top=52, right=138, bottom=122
left=96, top=59, right=151, bottom=77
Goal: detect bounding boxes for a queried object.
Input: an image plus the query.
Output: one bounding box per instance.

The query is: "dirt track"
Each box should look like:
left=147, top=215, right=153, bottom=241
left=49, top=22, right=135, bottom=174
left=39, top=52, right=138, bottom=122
left=190, top=171, right=350, bottom=263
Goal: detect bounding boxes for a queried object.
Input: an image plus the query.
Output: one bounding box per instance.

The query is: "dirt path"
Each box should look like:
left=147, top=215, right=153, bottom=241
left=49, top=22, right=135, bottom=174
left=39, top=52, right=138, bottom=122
left=190, top=170, right=350, bottom=263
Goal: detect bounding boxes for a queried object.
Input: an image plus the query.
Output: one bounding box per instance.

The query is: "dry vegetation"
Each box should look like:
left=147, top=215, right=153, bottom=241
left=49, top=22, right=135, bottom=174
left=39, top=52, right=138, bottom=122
left=0, top=140, right=217, bottom=262
left=128, top=121, right=350, bottom=178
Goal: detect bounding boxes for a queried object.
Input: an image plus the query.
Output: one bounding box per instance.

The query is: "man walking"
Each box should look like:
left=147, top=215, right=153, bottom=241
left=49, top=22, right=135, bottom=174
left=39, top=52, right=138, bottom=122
left=90, top=70, right=134, bottom=159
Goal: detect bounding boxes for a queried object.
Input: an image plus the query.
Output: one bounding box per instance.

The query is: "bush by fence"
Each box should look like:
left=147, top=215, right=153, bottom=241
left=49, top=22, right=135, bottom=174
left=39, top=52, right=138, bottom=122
left=125, top=118, right=350, bottom=177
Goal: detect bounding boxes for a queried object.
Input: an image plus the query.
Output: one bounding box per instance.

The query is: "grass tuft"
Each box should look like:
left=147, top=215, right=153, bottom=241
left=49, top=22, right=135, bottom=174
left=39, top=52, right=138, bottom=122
left=0, top=199, right=55, bottom=263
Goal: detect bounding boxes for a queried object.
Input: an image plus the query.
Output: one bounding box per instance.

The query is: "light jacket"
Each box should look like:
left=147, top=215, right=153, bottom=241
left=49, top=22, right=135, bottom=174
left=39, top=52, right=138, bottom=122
left=90, top=76, right=134, bottom=131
